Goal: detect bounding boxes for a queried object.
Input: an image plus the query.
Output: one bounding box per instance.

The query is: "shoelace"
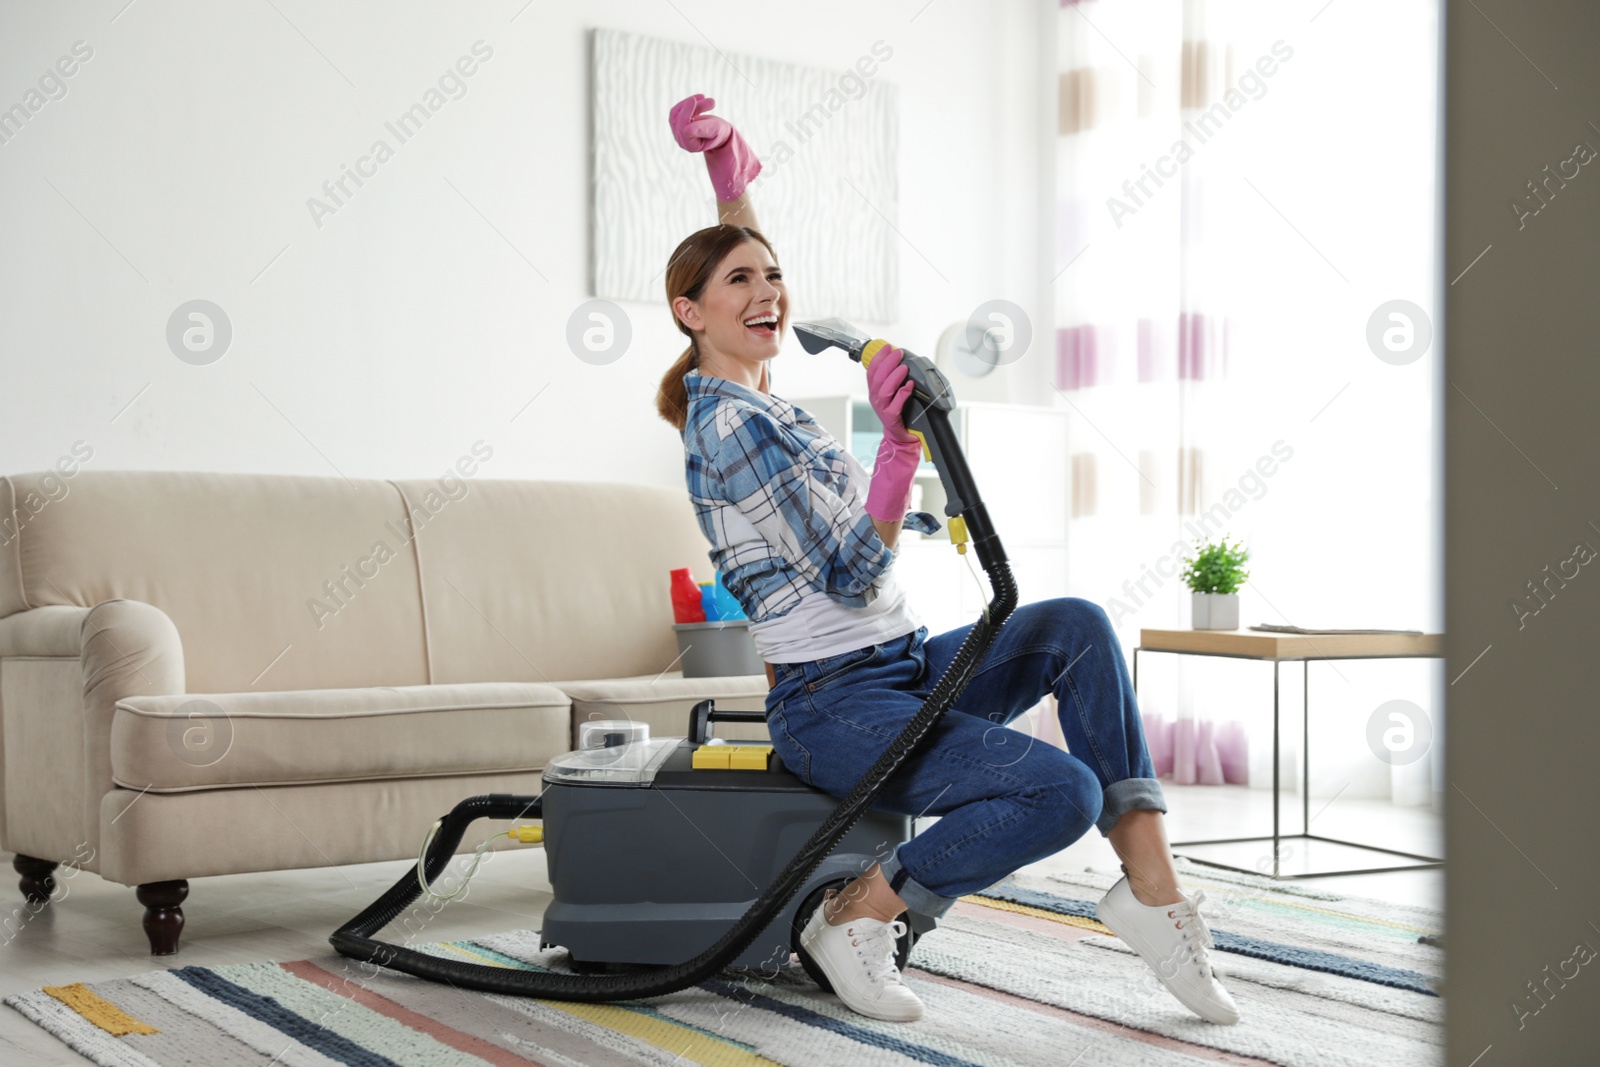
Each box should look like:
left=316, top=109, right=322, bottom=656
left=847, top=919, right=909, bottom=986
left=1167, top=890, right=1219, bottom=976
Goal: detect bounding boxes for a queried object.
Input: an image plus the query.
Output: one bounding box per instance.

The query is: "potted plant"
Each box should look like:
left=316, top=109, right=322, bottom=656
left=1180, top=536, right=1250, bottom=630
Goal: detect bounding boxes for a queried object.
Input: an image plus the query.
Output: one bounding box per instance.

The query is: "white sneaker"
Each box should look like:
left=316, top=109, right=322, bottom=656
left=799, top=899, right=924, bottom=1022
left=1095, top=875, right=1241, bottom=1025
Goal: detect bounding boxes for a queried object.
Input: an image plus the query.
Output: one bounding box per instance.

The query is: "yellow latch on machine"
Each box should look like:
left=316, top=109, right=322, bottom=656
left=692, top=744, right=773, bottom=771
left=729, top=745, right=773, bottom=770
left=692, top=745, right=730, bottom=769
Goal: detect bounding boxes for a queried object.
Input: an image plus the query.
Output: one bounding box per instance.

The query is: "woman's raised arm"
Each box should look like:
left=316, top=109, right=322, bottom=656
left=669, top=94, right=764, bottom=233
left=717, top=191, right=760, bottom=234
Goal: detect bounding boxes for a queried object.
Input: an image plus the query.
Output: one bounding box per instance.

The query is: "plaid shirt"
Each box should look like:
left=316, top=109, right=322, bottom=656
left=681, top=371, right=940, bottom=624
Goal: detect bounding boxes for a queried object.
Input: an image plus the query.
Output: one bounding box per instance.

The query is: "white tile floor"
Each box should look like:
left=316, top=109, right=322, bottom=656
left=0, top=784, right=1442, bottom=1066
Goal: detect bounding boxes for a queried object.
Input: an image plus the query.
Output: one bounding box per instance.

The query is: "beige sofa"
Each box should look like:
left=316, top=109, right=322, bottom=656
left=0, top=469, right=769, bottom=953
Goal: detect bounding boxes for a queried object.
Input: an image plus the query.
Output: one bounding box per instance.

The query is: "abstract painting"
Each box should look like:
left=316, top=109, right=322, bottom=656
left=592, top=28, right=899, bottom=323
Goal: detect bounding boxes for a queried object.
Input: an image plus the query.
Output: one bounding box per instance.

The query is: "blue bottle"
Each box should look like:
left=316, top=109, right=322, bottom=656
left=701, top=571, right=746, bottom=621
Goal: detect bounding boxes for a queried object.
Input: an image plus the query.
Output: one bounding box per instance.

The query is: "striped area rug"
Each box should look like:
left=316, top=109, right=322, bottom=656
left=5, top=863, right=1443, bottom=1066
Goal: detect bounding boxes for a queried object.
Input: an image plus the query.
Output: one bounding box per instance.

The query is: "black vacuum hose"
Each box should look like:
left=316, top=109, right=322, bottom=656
left=330, top=558, right=1017, bottom=1002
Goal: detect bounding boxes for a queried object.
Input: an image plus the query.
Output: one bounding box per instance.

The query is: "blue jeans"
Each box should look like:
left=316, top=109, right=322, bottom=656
left=765, top=597, right=1165, bottom=920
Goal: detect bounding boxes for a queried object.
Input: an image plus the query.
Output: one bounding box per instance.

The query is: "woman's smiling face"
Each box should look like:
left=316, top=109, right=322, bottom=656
left=674, top=239, right=787, bottom=382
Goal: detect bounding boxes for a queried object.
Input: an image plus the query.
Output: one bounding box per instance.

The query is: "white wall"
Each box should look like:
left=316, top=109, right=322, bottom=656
left=0, top=0, right=1049, bottom=489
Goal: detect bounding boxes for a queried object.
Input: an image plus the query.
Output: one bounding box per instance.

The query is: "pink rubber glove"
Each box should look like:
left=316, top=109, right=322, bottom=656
left=668, top=93, right=763, bottom=202
left=864, top=344, right=923, bottom=523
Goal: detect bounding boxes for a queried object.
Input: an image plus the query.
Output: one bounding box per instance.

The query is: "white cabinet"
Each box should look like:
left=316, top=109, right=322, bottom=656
left=789, top=394, right=1070, bottom=636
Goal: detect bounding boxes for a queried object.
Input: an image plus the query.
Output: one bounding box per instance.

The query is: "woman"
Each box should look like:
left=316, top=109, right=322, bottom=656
left=656, top=95, right=1239, bottom=1027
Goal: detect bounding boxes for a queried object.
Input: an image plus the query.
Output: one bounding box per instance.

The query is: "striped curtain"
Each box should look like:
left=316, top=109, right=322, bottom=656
left=1051, top=0, right=1443, bottom=813
left=1054, top=0, right=1257, bottom=785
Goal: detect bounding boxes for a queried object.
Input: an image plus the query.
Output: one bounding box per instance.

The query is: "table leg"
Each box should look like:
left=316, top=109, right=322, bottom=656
left=1303, top=661, right=1311, bottom=835
left=1272, top=660, right=1281, bottom=877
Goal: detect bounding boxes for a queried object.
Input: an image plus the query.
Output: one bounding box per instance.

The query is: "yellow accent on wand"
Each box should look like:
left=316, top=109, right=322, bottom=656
left=862, top=338, right=932, bottom=462
left=947, top=515, right=970, bottom=555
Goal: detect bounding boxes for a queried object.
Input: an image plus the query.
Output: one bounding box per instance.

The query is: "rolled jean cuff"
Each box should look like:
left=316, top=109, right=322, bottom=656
left=878, top=849, right=959, bottom=920
left=1097, top=777, right=1168, bottom=837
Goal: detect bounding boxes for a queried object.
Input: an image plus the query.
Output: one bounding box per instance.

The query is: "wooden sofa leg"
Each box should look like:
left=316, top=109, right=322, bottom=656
left=136, top=880, right=188, bottom=955
left=13, top=855, right=58, bottom=904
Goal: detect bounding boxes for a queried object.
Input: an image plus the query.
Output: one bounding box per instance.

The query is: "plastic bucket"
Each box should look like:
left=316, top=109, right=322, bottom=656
left=672, top=620, right=764, bottom=678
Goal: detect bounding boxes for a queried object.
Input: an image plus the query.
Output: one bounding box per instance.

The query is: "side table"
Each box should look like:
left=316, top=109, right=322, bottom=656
left=1133, top=628, right=1445, bottom=879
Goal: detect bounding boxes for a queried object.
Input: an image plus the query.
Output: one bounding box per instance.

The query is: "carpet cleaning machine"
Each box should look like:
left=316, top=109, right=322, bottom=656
left=332, top=318, right=1020, bottom=1001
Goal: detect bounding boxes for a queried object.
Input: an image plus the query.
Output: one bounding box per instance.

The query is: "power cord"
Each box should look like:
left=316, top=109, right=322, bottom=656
left=416, top=820, right=543, bottom=902
left=962, top=546, right=993, bottom=626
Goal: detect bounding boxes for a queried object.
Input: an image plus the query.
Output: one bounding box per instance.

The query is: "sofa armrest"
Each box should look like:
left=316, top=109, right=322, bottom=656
left=0, top=606, right=90, bottom=855
left=81, top=599, right=185, bottom=860
left=0, top=604, right=91, bottom=657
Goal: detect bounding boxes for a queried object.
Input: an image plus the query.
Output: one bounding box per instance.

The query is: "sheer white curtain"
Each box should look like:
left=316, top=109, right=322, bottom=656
left=1051, top=0, right=1443, bottom=808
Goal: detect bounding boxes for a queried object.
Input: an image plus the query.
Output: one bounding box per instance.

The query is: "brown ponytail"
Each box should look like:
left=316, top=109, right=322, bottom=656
left=656, top=224, right=779, bottom=431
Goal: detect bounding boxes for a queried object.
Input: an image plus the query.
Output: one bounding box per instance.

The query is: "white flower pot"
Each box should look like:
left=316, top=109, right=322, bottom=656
left=1191, top=592, right=1240, bottom=630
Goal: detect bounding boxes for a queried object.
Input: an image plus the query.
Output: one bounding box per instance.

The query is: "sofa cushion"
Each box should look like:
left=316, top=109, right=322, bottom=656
left=392, top=478, right=718, bottom=686
left=111, top=682, right=571, bottom=792
left=97, top=770, right=546, bottom=886
left=0, top=471, right=432, bottom=694
left=553, top=672, right=771, bottom=747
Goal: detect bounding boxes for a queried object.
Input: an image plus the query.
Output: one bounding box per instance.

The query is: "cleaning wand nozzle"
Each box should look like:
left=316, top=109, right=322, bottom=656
left=790, top=318, right=872, bottom=362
